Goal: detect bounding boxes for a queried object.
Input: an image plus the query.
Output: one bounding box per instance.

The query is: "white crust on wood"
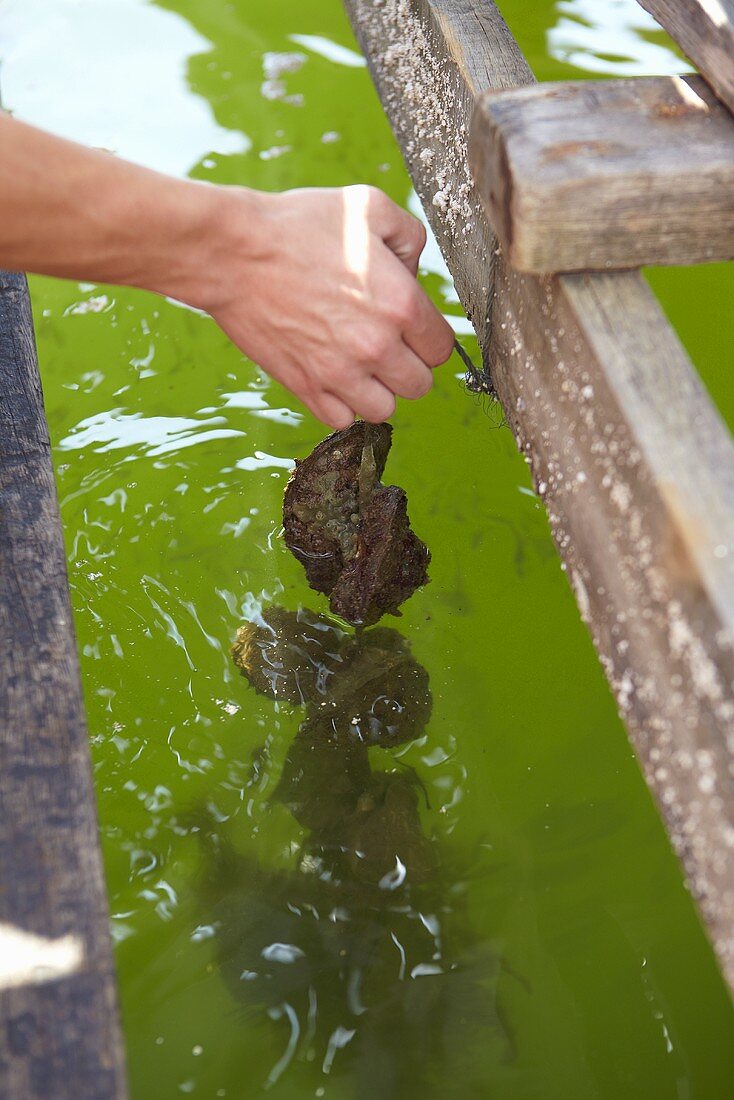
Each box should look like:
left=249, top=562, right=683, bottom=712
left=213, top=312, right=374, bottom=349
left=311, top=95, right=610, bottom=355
left=344, top=0, right=734, bottom=993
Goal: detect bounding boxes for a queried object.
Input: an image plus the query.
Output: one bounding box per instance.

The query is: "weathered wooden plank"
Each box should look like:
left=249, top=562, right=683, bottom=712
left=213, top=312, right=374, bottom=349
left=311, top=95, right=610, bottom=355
left=470, top=74, right=734, bottom=273
left=344, top=0, right=734, bottom=993
left=0, top=271, right=127, bottom=1098
left=637, top=0, right=734, bottom=116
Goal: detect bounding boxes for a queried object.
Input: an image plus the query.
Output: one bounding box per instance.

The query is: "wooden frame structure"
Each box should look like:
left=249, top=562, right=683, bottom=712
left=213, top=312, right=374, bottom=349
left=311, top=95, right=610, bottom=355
left=470, top=74, right=734, bottom=273
left=0, top=272, right=126, bottom=1097
left=1, top=0, right=733, bottom=1089
left=343, top=0, right=734, bottom=995
left=638, top=0, right=734, bottom=114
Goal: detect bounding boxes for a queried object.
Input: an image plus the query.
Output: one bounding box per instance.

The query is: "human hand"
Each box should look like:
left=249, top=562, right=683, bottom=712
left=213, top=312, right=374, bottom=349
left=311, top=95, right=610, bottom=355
left=0, top=118, right=452, bottom=427
left=194, top=185, right=455, bottom=428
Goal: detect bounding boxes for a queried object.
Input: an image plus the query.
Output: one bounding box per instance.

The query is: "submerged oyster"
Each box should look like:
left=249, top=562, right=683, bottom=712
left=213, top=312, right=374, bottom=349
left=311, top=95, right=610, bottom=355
left=232, top=607, right=433, bottom=752
left=230, top=606, right=346, bottom=705
left=230, top=605, right=436, bottom=883
left=282, top=421, right=430, bottom=627
left=231, top=608, right=432, bottom=749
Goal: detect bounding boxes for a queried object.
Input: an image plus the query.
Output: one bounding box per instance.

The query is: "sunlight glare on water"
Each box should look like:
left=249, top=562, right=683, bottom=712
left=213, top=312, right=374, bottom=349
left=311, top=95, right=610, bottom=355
left=2, top=0, right=734, bottom=1096
left=548, top=0, right=693, bottom=75
left=0, top=0, right=250, bottom=175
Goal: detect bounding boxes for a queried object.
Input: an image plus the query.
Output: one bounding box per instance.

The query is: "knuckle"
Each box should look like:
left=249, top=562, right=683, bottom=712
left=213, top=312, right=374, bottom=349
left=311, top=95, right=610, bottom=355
left=307, top=360, right=333, bottom=391
left=350, top=330, right=371, bottom=361
left=412, top=217, right=427, bottom=252
left=427, top=324, right=455, bottom=367
left=298, top=376, right=316, bottom=402
left=367, top=185, right=390, bottom=216
left=392, top=287, right=420, bottom=328
left=354, top=328, right=392, bottom=365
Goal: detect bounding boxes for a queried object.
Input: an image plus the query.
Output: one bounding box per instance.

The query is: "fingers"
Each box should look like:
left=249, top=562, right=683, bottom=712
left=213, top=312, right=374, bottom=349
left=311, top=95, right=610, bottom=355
left=374, top=342, right=434, bottom=400
left=397, top=278, right=455, bottom=369
left=371, top=189, right=427, bottom=276
left=311, top=353, right=429, bottom=428
left=302, top=378, right=394, bottom=428
left=303, top=345, right=427, bottom=429
left=306, top=390, right=355, bottom=431
left=376, top=259, right=454, bottom=372
left=363, top=189, right=454, bottom=367
left=221, top=185, right=453, bottom=430
left=366, top=191, right=454, bottom=366
left=348, top=377, right=396, bottom=424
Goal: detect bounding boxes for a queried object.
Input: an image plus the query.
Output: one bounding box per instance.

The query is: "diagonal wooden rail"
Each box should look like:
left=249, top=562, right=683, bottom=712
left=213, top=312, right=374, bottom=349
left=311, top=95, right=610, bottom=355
left=0, top=271, right=127, bottom=1097
left=638, top=0, right=734, bottom=115
left=344, top=0, right=734, bottom=994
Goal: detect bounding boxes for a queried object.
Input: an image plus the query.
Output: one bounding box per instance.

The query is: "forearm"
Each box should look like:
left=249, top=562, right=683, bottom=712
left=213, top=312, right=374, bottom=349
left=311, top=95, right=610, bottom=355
left=0, top=111, right=253, bottom=308
left=0, top=110, right=454, bottom=428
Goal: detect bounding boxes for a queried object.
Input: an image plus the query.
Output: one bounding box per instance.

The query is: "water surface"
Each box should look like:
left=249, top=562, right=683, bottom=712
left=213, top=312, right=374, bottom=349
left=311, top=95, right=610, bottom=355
left=4, top=1, right=734, bottom=1096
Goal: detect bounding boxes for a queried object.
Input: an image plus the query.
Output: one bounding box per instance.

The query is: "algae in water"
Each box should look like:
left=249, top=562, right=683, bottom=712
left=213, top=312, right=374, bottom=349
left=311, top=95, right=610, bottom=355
left=219, top=607, right=512, bottom=1090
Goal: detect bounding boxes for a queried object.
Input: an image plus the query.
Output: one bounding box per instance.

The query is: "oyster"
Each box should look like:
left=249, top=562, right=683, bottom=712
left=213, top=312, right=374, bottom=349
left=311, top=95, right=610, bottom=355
left=231, top=608, right=432, bottom=749
left=282, top=421, right=429, bottom=626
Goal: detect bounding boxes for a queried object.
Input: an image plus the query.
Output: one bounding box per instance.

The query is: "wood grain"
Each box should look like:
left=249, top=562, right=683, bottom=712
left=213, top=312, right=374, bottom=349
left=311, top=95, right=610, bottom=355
left=344, top=0, right=734, bottom=994
left=470, top=74, right=734, bottom=272
left=637, top=0, right=734, bottom=116
left=346, top=0, right=533, bottom=362
left=0, top=271, right=127, bottom=1098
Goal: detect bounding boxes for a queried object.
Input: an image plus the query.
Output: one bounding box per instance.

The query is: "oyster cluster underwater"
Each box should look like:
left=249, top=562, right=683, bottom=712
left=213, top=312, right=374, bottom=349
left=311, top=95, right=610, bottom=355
left=190, top=425, right=518, bottom=1089
left=210, top=607, right=514, bottom=1091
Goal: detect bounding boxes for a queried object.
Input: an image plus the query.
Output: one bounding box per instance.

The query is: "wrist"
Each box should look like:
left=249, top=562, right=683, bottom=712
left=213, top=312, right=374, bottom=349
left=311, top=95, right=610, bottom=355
left=144, top=181, right=273, bottom=314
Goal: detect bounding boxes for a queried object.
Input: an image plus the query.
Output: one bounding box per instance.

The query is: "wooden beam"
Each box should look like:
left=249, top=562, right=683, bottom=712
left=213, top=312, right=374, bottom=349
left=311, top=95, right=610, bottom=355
left=347, top=0, right=533, bottom=351
left=637, top=0, right=734, bottom=117
left=0, top=272, right=127, bottom=1097
left=344, top=0, right=734, bottom=993
left=470, top=75, right=734, bottom=273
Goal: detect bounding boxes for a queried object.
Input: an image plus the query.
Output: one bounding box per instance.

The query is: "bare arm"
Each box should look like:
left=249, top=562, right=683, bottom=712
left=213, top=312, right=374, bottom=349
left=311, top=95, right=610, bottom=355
left=0, top=112, right=454, bottom=427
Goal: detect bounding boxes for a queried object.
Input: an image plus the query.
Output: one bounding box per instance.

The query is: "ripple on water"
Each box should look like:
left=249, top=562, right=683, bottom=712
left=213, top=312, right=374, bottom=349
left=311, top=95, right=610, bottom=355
left=58, top=410, right=244, bottom=457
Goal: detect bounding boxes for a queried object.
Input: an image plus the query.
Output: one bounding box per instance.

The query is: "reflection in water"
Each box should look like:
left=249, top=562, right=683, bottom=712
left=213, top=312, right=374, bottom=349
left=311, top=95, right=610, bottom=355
left=188, top=608, right=514, bottom=1093
left=288, top=34, right=367, bottom=69
left=20, top=0, right=734, bottom=1090
left=0, top=0, right=249, bottom=175
left=549, top=0, right=693, bottom=76
left=57, top=408, right=245, bottom=457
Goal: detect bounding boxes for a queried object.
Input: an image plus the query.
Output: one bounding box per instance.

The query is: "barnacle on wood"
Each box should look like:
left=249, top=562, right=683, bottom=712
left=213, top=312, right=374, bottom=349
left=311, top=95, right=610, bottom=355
left=282, top=421, right=430, bottom=626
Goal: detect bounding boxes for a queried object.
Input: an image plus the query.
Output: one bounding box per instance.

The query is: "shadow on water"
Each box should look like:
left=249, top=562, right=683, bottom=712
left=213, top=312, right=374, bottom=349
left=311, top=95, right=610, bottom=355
left=187, top=607, right=521, bottom=1095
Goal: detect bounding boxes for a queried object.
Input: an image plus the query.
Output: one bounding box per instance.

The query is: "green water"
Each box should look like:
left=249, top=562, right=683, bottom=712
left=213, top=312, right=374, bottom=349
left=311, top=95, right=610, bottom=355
left=5, top=0, right=734, bottom=1095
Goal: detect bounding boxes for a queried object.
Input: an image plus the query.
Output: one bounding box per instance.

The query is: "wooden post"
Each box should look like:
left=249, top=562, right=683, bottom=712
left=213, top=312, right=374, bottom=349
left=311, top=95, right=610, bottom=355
left=346, top=0, right=533, bottom=353
left=469, top=74, right=734, bottom=272
left=344, top=0, right=734, bottom=994
left=0, top=272, right=127, bottom=1097
left=637, top=0, right=734, bottom=116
